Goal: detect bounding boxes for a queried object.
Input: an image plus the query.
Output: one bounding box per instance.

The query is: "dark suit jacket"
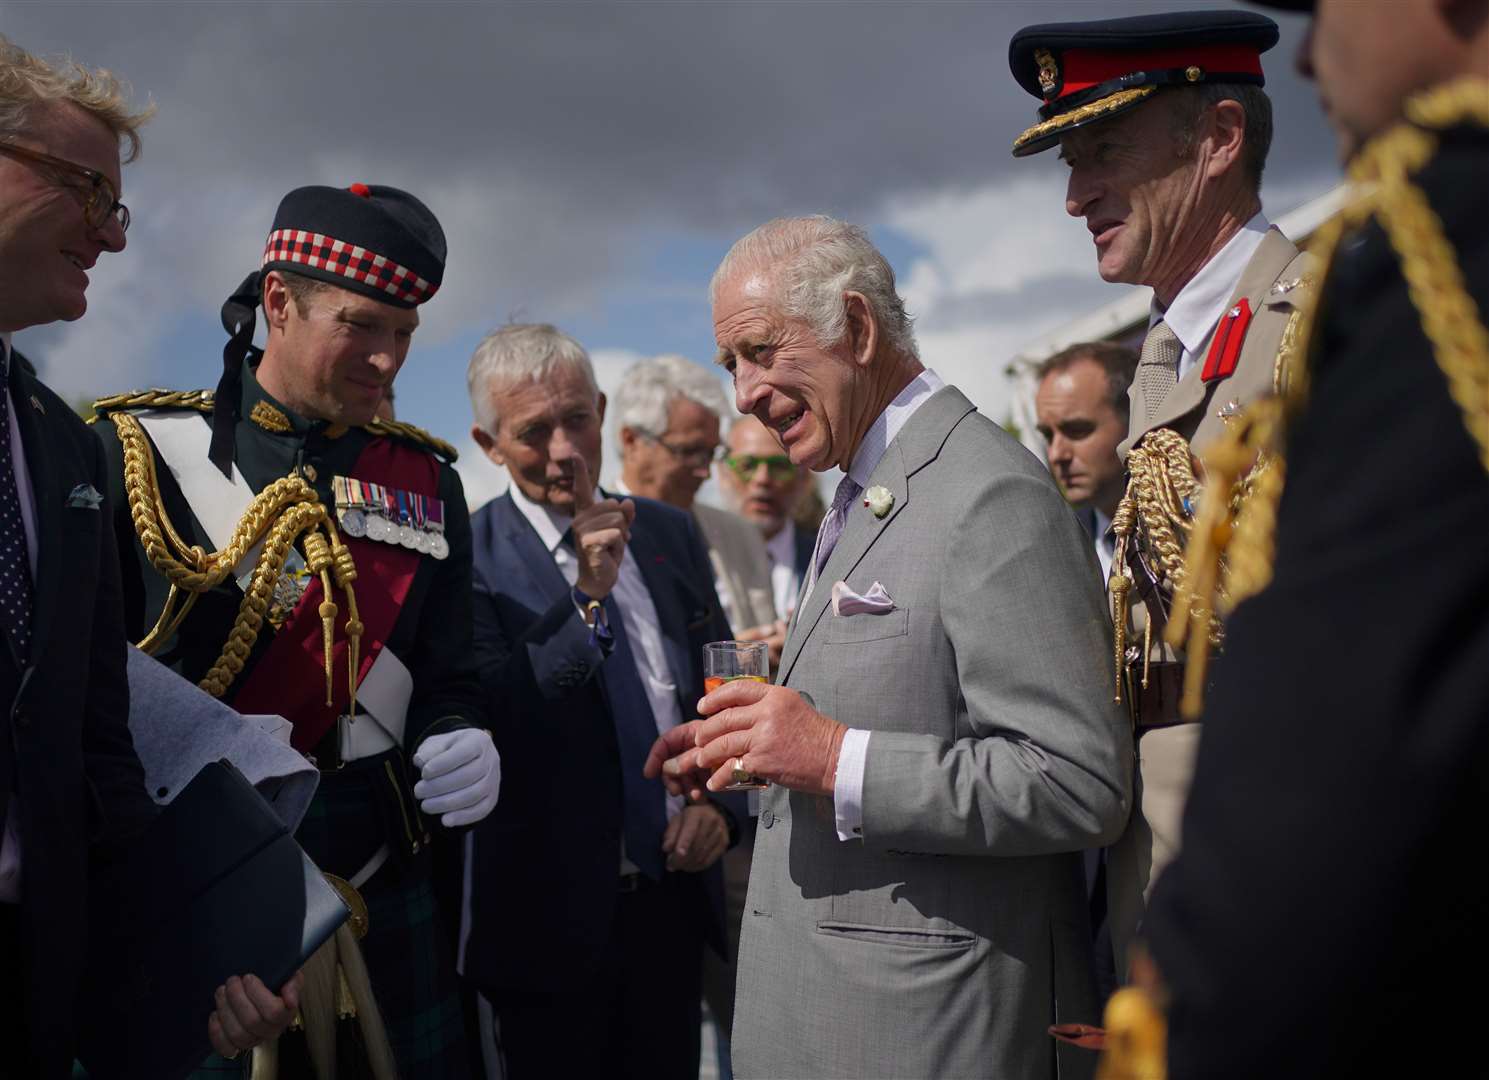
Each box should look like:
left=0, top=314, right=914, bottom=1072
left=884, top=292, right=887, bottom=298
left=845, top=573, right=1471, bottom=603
left=1147, top=122, right=1489, bottom=1078
left=460, top=490, right=735, bottom=997
left=0, top=353, right=155, bottom=1075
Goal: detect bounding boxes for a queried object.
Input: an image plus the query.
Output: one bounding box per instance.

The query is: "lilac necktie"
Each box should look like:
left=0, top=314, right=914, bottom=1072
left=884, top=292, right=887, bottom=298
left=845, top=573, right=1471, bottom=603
left=805, top=474, right=862, bottom=596
left=0, top=352, right=33, bottom=663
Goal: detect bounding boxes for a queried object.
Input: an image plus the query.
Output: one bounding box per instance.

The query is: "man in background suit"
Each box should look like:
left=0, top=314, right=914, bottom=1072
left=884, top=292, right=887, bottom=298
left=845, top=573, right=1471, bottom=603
left=1009, top=11, right=1314, bottom=979
left=461, top=324, right=737, bottom=1079
left=649, top=216, right=1130, bottom=1079
left=1034, top=341, right=1138, bottom=583
left=614, top=353, right=777, bottom=637
left=0, top=34, right=296, bottom=1075
left=719, top=414, right=815, bottom=630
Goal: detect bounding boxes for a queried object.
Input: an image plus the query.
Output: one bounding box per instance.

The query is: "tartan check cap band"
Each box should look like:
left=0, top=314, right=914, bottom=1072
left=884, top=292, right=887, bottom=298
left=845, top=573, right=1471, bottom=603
left=262, top=229, right=438, bottom=306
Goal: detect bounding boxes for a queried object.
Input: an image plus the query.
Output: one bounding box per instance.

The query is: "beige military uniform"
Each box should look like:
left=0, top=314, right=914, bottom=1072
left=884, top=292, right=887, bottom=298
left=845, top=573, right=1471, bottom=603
left=1107, top=226, right=1313, bottom=978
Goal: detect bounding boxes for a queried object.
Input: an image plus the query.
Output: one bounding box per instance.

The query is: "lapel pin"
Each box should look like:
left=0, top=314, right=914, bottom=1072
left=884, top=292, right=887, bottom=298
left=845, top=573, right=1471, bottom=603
left=863, top=485, right=894, bottom=519
left=29, top=394, right=44, bottom=414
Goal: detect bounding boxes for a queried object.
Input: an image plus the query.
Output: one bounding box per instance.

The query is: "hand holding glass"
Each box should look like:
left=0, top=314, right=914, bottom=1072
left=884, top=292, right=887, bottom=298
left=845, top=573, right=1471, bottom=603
left=702, top=640, right=770, bottom=790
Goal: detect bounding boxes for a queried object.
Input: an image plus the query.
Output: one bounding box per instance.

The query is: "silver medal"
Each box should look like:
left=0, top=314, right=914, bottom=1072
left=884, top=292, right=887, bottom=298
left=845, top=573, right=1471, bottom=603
left=428, top=534, right=450, bottom=560
left=399, top=523, right=419, bottom=549
left=340, top=507, right=367, bottom=538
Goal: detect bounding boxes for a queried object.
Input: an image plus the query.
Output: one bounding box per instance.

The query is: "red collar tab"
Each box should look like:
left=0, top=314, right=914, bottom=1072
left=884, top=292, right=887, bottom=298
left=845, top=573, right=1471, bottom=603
left=1051, top=44, right=1264, bottom=102
left=1201, top=297, right=1253, bottom=383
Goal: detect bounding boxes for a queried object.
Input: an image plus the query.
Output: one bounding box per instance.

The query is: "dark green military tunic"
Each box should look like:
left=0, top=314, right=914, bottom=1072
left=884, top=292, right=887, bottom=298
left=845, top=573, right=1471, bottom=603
left=95, top=362, right=483, bottom=1078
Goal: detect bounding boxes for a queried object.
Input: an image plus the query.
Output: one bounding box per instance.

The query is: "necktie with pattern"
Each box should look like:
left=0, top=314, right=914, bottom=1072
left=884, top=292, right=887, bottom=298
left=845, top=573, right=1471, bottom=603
left=1138, top=319, right=1183, bottom=423
left=0, top=352, right=33, bottom=664
left=805, top=474, right=863, bottom=597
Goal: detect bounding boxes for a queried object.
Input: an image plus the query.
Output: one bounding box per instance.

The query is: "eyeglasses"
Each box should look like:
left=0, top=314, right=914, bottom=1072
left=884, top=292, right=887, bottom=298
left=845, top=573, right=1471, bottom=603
left=0, top=141, right=130, bottom=233
left=633, top=428, right=724, bottom=469
left=723, top=453, right=797, bottom=480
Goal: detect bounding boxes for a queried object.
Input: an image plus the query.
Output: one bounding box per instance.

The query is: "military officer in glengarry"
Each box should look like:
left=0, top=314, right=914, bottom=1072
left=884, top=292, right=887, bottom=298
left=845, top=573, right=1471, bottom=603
left=1007, top=10, right=1315, bottom=986
left=93, top=183, right=497, bottom=1078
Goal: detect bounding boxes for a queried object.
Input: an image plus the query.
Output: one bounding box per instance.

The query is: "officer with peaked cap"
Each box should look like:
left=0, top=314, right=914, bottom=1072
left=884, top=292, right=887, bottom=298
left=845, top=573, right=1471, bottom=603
left=1008, top=10, right=1315, bottom=987
left=1129, top=0, right=1489, bottom=1074
left=94, top=183, right=495, bottom=1077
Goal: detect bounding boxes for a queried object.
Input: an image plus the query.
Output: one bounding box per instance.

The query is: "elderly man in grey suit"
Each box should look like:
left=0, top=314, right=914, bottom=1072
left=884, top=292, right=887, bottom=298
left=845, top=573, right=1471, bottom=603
left=647, top=216, right=1130, bottom=1080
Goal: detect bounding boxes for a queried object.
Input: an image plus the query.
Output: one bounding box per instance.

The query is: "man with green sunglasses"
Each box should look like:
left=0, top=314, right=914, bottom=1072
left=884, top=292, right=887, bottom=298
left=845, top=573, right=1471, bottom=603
left=719, top=414, right=815, bottom=625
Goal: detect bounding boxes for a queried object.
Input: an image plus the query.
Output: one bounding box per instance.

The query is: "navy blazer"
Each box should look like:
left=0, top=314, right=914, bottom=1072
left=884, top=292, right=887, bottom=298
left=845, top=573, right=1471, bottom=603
left=460, top=489, right=735, bottom=997
left=0, top=353, right=155, bottom=1075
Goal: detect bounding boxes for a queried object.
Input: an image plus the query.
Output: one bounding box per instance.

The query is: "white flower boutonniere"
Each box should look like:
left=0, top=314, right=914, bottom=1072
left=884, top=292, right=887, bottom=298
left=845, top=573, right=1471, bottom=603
left=863, top=485, right=894, bottom=519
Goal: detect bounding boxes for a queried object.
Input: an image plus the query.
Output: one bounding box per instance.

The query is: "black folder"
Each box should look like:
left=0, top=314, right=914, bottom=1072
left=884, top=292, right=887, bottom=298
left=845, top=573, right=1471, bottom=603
left=78, top=760, right=348, bottom=1080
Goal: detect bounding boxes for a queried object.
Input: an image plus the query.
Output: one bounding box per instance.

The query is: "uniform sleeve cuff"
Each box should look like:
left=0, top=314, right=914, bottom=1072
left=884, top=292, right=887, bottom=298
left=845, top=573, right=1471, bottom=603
left=833, top=728, right=871, bottom=841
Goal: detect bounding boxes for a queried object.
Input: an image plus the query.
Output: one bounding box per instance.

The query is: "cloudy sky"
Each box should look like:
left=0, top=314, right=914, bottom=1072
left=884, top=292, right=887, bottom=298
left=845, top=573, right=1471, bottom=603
left=7, top=0, right=1337, bottom=507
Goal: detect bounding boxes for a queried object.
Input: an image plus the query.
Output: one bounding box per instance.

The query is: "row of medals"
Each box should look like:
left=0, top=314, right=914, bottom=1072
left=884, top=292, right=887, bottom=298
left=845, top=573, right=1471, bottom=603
left=332, top=476, right=450, bottom=560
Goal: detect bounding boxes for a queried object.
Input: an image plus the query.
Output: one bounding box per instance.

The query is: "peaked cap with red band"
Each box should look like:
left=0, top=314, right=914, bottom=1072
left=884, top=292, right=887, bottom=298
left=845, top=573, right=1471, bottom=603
left=210, top=183, right=447, bottom=475
left=1008, top=10, right=1280, bottom=157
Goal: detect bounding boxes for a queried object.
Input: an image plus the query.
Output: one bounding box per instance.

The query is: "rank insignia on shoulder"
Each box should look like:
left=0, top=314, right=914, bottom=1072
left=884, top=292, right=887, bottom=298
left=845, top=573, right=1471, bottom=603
left=333, top=475, right=448, bottom=559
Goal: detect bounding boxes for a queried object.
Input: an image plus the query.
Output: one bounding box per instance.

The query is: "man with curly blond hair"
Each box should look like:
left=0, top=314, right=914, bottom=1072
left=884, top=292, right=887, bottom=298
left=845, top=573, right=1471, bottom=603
left=0, top=35, right=298, bottom=1075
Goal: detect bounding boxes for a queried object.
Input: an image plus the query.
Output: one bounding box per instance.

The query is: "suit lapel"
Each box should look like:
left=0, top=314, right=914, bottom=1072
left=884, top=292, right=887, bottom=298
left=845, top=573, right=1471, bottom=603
left=489, top=493, right=570, bottom=605
left=1138, top=228, right=1301, bottom=439
left=10, top=364, right=59, bottom=667
left=778, top=386, right=976, bottom=685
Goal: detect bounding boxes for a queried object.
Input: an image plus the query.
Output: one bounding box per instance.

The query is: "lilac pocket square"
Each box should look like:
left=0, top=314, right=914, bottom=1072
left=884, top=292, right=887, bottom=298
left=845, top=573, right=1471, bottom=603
left=831, top=580, right=895, bottom=616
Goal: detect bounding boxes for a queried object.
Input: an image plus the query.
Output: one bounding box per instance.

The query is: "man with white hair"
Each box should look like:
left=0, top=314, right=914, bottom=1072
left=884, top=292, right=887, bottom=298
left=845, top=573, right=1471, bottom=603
left=462, top=324, right=738, bottom=1079
left=614, top=354, right=777, bottom=637
left=646, top=217, right=1130, bottom=1079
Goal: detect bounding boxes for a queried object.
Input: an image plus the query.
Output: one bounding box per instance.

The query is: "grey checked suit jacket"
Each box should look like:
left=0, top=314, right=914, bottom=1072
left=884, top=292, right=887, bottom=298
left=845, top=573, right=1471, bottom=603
left=732, top=386, right=1131, bottom=1080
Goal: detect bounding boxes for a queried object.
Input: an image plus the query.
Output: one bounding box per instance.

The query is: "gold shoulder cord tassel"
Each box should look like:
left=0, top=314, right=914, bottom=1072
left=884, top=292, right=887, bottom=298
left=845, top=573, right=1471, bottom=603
left=109, top=409, right=363, bottom=707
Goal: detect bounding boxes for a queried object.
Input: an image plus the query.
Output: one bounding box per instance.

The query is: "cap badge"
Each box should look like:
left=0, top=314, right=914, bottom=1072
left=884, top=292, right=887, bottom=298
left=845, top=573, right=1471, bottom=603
left=1035, top=49, right=1060, bottom=97
left=348, top=183, right=372, bottom=198
left=1185, top=66, right=1204, bottom=83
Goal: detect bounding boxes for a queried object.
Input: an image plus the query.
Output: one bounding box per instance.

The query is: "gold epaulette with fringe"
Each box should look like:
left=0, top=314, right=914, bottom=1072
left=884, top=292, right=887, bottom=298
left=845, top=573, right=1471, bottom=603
left=364, top=417, right=459, bottom=463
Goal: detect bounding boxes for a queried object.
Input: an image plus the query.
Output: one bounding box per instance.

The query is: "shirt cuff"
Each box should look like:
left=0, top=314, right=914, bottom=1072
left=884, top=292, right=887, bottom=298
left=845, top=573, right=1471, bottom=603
left=832, top=728, right=871, bottom=841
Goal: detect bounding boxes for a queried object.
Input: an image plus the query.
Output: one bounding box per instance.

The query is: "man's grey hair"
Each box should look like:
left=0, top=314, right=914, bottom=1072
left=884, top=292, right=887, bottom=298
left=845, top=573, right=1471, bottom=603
left=613, top=354, right=731, bottom=440
left=466, top=322, right=599, bottom=435
left=1166, top=83, right=1273, bottom=193
left=709, top=215, right=918, bottom=359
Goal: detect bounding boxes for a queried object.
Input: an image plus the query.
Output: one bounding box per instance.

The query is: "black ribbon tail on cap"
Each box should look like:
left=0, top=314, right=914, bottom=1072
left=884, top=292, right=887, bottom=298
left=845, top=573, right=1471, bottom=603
left=211, top=270, right=262, bottom=478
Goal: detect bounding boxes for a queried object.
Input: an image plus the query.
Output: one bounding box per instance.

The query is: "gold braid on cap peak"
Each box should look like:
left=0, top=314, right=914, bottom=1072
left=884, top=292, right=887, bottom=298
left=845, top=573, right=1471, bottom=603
left=1012, top=86, right=1156, bottom=154
left=1163, top=76, right=1489, bottom=720
left=108, top=409, right=363, bottom=712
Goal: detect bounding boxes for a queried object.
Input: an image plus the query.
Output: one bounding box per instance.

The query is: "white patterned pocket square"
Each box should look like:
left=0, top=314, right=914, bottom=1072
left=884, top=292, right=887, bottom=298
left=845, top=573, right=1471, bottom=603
left=66, top=483, right=103, bottom=510
left=831, top=580, right=894, bottom=616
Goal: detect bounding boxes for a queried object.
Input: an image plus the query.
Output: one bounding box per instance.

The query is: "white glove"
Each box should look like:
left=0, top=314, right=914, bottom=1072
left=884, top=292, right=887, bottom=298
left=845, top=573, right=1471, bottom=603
left=411, top=729, right=501, bottom=828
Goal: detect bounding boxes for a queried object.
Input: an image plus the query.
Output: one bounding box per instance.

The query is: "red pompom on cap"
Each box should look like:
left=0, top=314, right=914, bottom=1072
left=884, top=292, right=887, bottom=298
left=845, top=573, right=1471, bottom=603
left=348, top=183, right=372, bottom=198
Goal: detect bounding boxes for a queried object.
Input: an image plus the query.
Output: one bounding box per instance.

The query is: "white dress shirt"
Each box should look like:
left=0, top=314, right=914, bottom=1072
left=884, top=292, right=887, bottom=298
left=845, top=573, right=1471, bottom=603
left=1093, top=508, right=1115, bottom=584
left=0, top=333, right=38, bottom=903
left=766, top=520, right=801, bottom=620
left=506, top=480, right=684, bottom=869
left=828, top=368, right=945, bottom=841
left=1154, top=211, right=1271, bottom=383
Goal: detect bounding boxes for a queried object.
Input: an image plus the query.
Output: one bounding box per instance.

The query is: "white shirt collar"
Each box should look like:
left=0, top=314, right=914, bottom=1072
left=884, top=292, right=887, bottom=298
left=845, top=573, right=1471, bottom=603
left=845, top=367, right=946, bottom=489
left=1150, top=212, right=1270, bottom=356
left=507, top=476, right=603, bottom=554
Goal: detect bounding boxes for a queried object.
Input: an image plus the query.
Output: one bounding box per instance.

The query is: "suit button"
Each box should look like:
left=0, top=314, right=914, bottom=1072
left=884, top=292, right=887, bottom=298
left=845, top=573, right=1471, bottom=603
left=12, top=706, right=29, bottom=727
left=760, top=809, right=774, bottom=829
